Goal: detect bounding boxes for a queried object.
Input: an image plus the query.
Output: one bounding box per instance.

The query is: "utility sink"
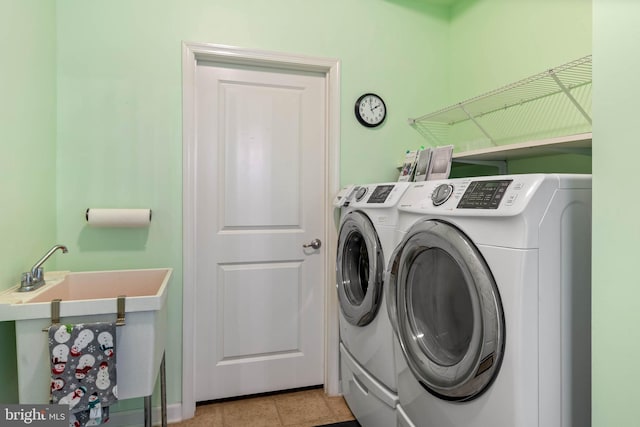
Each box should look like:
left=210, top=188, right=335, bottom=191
left=0, top=268, right=172, bottom=403
left=0, top=268, right=171, bottom=321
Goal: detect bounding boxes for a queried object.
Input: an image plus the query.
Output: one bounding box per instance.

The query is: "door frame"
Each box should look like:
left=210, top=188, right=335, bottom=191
left=181, top=41, right=340, bottom=420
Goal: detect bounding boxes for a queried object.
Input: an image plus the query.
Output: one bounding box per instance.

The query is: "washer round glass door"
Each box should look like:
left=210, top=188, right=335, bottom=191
left=387, top=219, right=504, bottom=401
left=336, top=211, right=384, bottom=326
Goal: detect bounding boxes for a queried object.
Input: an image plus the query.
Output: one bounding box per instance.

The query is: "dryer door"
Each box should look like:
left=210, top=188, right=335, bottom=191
left=337, top=210, right=384, bottom=326
left=387, top=219, right=504, bottom=401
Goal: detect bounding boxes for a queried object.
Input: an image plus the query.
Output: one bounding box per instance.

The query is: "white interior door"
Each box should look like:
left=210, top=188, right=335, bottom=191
left=193, top=61, right=326, bottom=401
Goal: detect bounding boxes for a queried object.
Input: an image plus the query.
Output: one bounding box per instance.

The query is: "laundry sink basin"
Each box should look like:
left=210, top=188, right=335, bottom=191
left=28, top=269, right=170, bottom=301
left=0, top=268, right=172, bottom=403
left=0, top=268, right=171, bottom=320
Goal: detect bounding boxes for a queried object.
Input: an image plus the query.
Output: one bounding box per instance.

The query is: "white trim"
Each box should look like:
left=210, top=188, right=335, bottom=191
left=182, top=42, right=341, bottom=421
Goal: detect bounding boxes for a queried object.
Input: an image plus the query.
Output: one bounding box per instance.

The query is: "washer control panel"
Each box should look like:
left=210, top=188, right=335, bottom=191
left=399, top=175, right=544, bottom=214
left=457, top=180, right=512, bottom=209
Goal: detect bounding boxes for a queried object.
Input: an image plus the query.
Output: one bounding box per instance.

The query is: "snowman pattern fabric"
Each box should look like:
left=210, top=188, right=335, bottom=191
left=49, top=323, right=117, bottom=426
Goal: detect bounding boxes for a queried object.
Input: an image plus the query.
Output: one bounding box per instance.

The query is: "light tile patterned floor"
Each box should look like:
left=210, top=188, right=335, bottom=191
left=171, top=387, right=355, bottom=427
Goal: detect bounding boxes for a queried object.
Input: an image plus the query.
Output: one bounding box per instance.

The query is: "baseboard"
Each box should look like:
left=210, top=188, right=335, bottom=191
left=109, top=402, right=184, bottom=426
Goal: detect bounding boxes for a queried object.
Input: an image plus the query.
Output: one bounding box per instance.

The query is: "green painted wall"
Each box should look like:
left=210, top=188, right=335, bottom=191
left=0, top=0, right=57, bottom=403
left=592, top=1, right=639, bottom=425
left=449, top=0, right=592, bottom=101
left=447, top=0, right=592, bottom=174
left=53, top=0, right=450, bottom=408
left=0, top=0, right=600, bottom=418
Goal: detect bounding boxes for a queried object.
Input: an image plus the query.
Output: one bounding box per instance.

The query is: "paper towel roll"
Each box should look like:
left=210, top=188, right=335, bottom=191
left=86, top=208, right=152, bottom=228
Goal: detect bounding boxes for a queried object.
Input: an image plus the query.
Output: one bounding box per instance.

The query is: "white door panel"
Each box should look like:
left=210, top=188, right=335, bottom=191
left=222, top=83, right=302, bottom=227
left=194, top=62, right=325, bottom=401
left=219, top=262, right=302, bottom=358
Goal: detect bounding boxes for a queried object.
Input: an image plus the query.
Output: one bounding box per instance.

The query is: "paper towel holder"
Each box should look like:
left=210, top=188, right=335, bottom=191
left=85, top=208, right=153, bottom=228
left=85, top=208, right=153, bottom=221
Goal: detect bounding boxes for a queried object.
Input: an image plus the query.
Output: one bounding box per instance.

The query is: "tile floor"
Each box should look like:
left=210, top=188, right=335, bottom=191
left=170, top=386, right=356, bottom=427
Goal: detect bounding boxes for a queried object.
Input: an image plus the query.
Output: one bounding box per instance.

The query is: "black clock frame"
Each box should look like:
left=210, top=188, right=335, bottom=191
left=354, top=93, right=387, bottom=128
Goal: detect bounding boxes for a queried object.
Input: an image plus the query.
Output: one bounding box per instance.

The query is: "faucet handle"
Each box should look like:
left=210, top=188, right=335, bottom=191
left=21, top=272, right=33, bottom=286
left=33, top=267, right=43, bottom=282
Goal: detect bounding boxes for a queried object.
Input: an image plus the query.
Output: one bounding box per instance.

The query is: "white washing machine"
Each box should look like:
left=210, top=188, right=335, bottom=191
left=334, top=182, right=410, bottom=427
left=386, top=174, right=592, bottom=427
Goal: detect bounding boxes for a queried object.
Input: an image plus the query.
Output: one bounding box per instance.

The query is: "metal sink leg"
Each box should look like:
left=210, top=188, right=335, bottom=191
left=144, top=352, right=167, bottom=427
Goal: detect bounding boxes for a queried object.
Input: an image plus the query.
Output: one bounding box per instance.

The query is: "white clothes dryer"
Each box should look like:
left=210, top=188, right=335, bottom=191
left=386, top=174, right=592, bottom=427
left=334, top=182, right=410, bottom=427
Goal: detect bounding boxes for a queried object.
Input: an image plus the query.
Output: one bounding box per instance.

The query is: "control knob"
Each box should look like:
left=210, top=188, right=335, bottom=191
left=431, top=184, right=453, bottom=206
left=355, top=186, right=368, bottom=202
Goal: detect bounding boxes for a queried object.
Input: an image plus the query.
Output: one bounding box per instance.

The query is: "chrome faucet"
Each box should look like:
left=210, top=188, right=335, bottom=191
left=19, top=244, right=68, bottom=292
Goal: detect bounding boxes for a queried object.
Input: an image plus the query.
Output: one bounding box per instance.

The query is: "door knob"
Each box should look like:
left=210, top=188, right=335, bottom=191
left=303, top=239, right=322, bottom=250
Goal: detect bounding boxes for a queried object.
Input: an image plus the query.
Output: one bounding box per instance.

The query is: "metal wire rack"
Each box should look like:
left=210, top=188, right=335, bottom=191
left=409, top=55, right=592, bottom=150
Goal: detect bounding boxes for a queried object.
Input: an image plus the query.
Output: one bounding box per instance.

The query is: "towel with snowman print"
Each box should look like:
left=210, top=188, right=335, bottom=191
left=48, top=322, right=118, bottom=426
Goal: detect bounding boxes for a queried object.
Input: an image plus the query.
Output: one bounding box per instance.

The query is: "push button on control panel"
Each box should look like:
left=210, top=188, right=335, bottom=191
left=504, top=193, right=518, bottom=206
left=431, top=184, right=454, bottom=206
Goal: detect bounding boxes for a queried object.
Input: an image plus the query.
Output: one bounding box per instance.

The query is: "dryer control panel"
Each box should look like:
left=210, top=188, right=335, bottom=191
left=367, top=184, right=396, bottom=203
left=345, top=182, right=410, bottom=208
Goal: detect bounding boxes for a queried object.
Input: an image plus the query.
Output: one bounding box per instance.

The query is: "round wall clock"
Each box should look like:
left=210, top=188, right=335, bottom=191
left=354, top=93, right=387, bottom=128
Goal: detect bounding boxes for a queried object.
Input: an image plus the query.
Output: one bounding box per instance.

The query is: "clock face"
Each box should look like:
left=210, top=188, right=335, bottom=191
left=355, top=93, right=386, bottom=127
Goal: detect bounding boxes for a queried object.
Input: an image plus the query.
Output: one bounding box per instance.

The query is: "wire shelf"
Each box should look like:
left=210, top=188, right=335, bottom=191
left=409, top=55, right=592, bottom=151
